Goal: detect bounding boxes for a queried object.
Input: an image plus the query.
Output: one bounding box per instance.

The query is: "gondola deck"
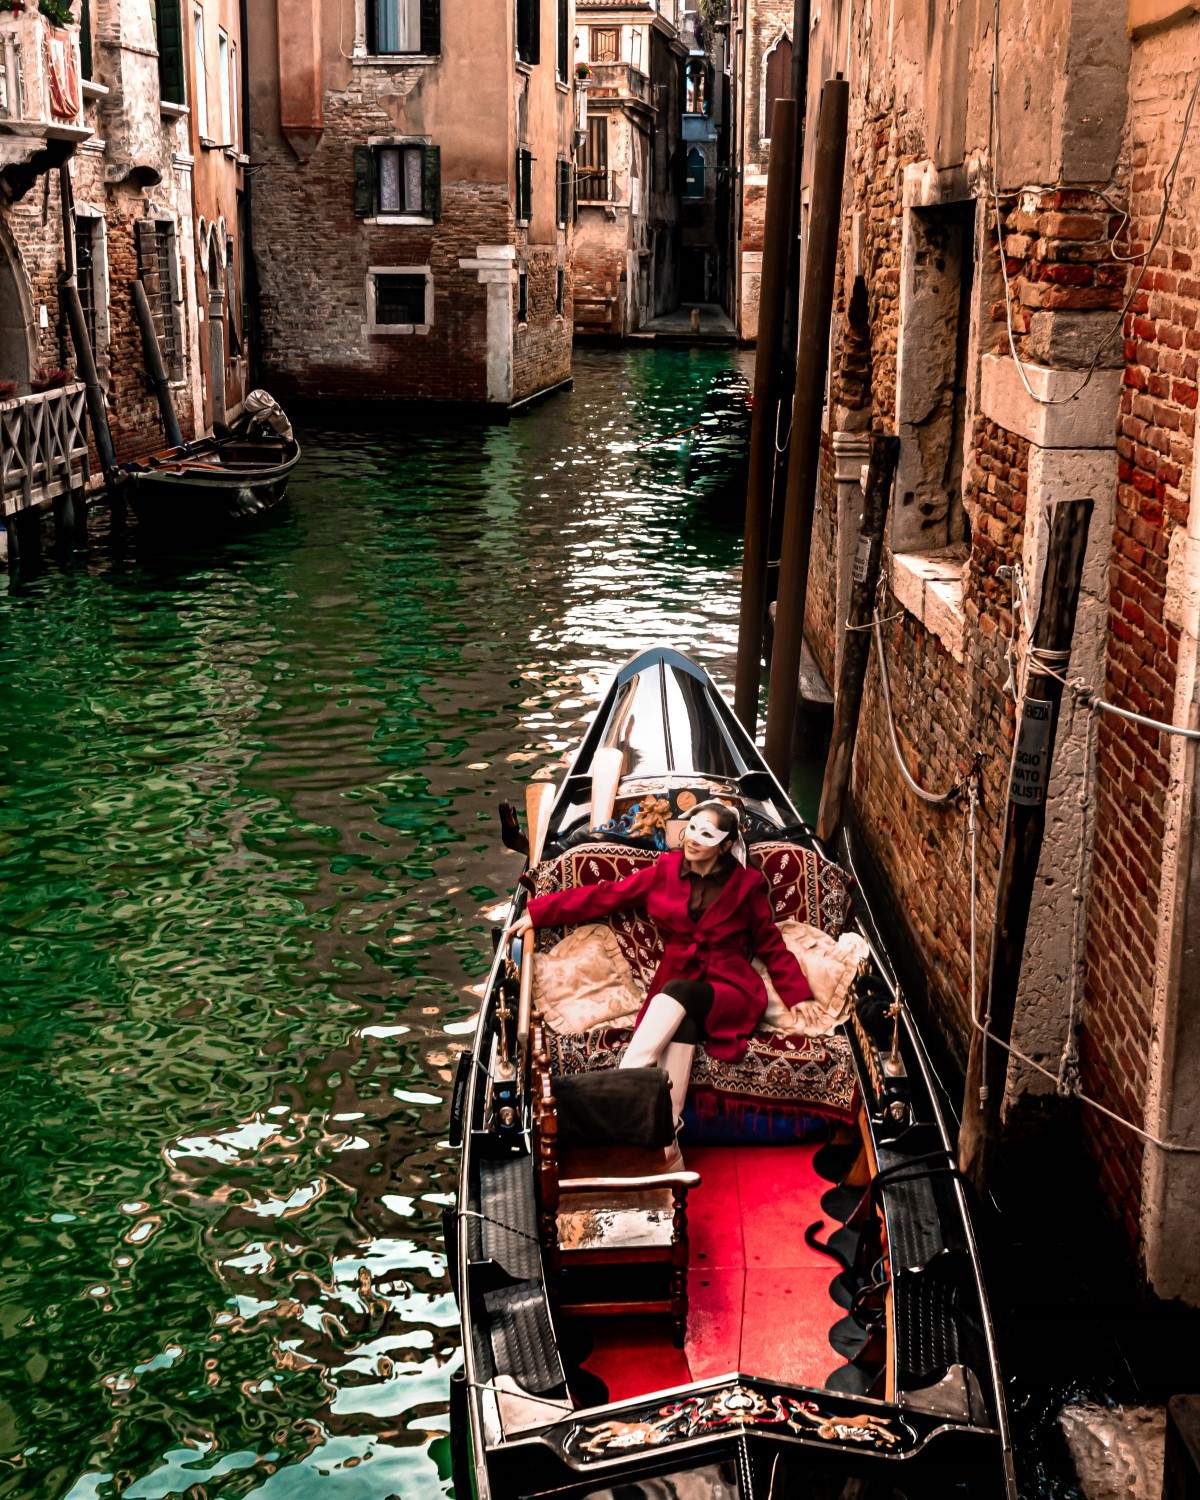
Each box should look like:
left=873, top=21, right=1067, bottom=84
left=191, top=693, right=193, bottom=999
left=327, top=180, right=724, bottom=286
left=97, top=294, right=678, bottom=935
left=449, top=647, right=1017, bottom=1500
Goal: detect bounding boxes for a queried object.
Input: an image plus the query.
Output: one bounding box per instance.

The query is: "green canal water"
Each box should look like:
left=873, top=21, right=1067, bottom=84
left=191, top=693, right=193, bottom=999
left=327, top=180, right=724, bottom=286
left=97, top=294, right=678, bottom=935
left=0, top=348, right=756, bottom=1500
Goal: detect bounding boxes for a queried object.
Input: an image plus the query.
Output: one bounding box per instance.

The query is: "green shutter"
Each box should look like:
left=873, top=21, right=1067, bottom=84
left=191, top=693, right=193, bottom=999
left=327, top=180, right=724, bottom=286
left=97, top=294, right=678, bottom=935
left=419, top=0, right=440, bottom=55
left=422, top=144, right=441, bottom=221
left=529, top=0, right=540, bottom=64
left=556, top=0, right=567, bottom=79
left=155, top=0, right=186, bottom=105
left=353, top=146, right=376, bottom=218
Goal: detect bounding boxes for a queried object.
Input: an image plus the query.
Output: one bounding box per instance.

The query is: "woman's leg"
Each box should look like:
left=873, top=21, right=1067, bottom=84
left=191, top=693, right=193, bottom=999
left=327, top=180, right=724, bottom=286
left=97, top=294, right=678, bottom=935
left=621, top=982, right=714, bottom=1125
left=620, top=993, right=686, bottom=1069
left=662, top=1041, right=696, bottom=1125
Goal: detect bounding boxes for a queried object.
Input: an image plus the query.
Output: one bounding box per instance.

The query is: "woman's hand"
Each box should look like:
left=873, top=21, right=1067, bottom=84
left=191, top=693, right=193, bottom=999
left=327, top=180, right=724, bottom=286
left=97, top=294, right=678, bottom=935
left=503, top=912, right=533, bottom=949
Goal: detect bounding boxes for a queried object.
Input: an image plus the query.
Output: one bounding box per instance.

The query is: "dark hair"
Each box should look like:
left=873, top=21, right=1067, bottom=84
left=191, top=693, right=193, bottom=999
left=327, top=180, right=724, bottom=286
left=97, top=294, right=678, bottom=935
left=689, top=799, right=741, bottom=847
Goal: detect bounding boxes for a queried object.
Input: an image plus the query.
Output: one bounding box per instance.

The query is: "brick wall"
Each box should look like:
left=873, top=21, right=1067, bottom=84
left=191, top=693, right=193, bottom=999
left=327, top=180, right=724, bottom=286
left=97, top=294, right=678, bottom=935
left=1079, top=28, right=1200, bottom=1239
left=252, top=70, right=571, bottom=406
left=6, top=133, right=199, bottom=468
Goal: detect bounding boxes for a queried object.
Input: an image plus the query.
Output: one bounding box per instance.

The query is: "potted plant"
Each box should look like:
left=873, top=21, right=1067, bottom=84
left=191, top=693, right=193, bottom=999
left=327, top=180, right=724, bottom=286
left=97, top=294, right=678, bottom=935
left=575, top=61, right=592, bottom=82
left=0, top=380, right=18, bottom=402
left=30, top=366, right=73, bottom=392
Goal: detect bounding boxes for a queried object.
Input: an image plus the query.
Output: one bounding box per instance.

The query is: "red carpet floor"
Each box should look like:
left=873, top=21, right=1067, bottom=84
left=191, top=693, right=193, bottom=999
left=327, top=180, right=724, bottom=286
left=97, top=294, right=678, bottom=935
left=580, top=1143, right=841, bottom=1402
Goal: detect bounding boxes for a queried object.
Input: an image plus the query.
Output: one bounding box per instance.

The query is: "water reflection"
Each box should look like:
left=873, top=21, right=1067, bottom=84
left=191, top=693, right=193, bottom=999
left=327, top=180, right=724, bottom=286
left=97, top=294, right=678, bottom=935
left=0, top=348, right=750, bottom=1499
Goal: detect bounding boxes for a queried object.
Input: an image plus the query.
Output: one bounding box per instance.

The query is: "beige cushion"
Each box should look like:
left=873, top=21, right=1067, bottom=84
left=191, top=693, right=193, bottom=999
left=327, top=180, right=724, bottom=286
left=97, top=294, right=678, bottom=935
left=532, top=923, right=643, bottom=1035
left=754, top=919, right=871, bottom=1036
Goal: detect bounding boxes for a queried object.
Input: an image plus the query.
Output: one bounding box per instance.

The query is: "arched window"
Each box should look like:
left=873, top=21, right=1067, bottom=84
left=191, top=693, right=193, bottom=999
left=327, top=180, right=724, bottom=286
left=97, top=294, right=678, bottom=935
left=685, top=148, right=704, bottom=199
left=763, top=33, right=792, bottom=141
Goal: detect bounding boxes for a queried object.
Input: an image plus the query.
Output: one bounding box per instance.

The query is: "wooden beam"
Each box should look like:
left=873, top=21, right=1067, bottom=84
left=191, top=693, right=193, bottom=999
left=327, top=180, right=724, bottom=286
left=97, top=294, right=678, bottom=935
left=958, top=497, right=1094, bottom=1194
left=734, top=97, right=798, bottom=731
left=815, top=433, right=900, bottom=842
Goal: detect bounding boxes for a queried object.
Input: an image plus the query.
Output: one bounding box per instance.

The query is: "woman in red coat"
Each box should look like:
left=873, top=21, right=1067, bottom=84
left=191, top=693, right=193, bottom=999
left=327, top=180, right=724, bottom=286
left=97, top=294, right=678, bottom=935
left=507, top=801, right=813, bottom=1125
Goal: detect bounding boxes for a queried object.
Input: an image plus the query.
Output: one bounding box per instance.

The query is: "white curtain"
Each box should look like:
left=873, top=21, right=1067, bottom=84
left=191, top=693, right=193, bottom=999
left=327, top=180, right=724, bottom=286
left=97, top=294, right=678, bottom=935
left=374, top=0, right=421, bottom=52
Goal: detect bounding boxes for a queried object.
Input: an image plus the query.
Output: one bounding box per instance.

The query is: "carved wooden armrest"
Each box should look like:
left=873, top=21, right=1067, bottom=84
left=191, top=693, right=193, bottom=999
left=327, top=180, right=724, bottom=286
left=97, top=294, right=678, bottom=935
left=556, top=1171, right=701, bottom=1193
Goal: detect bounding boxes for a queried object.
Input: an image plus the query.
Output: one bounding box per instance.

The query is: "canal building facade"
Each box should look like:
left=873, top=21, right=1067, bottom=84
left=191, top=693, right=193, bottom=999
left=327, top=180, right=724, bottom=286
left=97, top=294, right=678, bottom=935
left=246, top=0, right=578, bottom=410
left=678, top=0, right=734, bottom=314
left=731, top=0, right=791, bottom=339
left=2, top=0, right=205, bottom=537
left=572, top=0, right=687, bottom=336
left=181, top=0, right=253, bottom=428
left=787, top=0, right=1200, bottom=1302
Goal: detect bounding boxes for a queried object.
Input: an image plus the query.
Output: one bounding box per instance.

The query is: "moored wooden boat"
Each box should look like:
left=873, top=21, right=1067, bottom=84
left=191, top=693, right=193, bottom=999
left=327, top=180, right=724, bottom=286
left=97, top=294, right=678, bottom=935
left=448, top=646, right=1017, bottom=1500
left=121, top=431, right=301, bottom=527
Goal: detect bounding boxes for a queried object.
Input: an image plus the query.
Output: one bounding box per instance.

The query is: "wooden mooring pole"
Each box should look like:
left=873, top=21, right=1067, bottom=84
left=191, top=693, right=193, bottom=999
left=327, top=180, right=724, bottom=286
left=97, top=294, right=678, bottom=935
left=958, top=496, right=1094, bottom=1194
left=767, top=0, right=813, bottom=567
left=58, top=165, right=117, bottom=485
left=131, top=280, right=185, bottom=450
left=815, top=432, right=900, bottom=842
left=734, top=98, right=798, bottom=731
left=762, top=77, right=849, bottom=784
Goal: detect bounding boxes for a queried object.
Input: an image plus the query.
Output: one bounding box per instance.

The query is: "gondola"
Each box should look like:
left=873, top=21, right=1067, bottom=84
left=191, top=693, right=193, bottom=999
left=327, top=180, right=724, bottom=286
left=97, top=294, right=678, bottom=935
left=121, top=429, right=300, bottom=526
left=448, top=646, right=1017, bottom=1500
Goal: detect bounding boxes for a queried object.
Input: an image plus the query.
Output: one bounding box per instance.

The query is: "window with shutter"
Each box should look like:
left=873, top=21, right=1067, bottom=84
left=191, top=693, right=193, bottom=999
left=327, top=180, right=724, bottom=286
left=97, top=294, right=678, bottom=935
left=516, top=148, right=533, bottom=224
left=517, top=268, right=528, bottom=323
left=556, top=0, right=568, bottom=80
left=354, top=143, right=440, bottom=219
left=555, top=267, right=565, bottom=316
left=516, top=0, right=539, bottom=64
left=419, top=0, right=440, bottom=54
left=577, top=117, right=608, bottom=202
left=763, top=35, right=792, bottom=141
left=556, top=159, right=570, bottom=228
left=154, top=0, right=186, bottom=105
left=80, top=0, right=93, bottom=81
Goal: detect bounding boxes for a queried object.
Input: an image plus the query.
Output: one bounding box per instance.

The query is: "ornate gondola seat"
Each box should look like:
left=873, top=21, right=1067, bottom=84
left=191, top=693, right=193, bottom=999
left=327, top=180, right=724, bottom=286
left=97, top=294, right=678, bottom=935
left=530, top=1021, right=699, bottom=1346
left=531, top=839, right=860, bottom=1132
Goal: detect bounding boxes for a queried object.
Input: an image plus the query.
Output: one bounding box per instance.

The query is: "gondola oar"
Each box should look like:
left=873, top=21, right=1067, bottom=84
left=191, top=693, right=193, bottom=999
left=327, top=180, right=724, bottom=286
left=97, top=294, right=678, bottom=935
left=589, top=747, right=623, bottom=830
left=517, top=780, right=556, bottom=1047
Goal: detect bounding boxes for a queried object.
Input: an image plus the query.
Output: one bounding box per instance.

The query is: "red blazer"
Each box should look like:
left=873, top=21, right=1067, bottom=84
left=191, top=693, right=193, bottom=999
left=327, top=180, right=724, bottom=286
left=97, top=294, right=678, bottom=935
left=527, top=849, right=812, bottom=1061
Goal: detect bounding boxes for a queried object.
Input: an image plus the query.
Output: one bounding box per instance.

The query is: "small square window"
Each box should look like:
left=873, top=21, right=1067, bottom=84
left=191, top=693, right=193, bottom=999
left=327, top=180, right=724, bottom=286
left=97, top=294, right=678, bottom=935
left=375, top=272, right=427, bottom=325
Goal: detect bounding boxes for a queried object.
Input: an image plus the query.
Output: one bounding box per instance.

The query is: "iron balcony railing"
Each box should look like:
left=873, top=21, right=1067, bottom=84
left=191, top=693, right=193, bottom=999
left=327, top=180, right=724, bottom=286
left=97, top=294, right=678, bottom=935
left=0, top=384, right=90, bottom=517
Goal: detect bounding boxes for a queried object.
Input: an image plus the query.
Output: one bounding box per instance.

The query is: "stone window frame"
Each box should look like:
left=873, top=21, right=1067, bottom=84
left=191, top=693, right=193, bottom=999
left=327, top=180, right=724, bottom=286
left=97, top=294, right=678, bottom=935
left=73, top=203, right=111, bottom=389
left=365, top=264, right=434, bottom=336
left=887, top=168, right=990, bottom=658
left=142, top=215, right=187, bottom=388
left=759, top=28, right=791, bottom=148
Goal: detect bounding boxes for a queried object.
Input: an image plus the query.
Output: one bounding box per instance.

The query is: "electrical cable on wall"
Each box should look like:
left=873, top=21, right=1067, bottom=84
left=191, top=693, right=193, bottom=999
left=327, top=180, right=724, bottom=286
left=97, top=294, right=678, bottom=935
left=989, top=0, right=1200, bottom=408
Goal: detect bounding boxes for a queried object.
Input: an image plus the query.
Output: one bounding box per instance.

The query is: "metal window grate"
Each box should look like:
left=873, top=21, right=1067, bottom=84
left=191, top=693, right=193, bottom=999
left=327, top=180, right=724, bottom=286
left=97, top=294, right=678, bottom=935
left=155, top=224, right=180, bottom=375
left=75, top=220, right=97, bottom=353
left=374, top=273, right=426, bottom=325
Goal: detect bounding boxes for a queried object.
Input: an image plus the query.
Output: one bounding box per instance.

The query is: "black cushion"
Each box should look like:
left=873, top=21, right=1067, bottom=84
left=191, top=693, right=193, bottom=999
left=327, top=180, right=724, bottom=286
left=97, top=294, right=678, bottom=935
left=555, top=1067, right=674, bottom=1148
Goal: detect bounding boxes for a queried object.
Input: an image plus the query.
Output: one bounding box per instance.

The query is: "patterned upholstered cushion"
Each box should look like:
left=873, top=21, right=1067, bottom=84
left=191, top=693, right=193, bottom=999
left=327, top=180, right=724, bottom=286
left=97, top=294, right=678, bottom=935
left=532, top=844, right=663, bottom=986
left=543, top=1024, right=858, bottom=1123
left=750, top=841, right=853, bottom=938
left=531, top=838, right=854, bottom=974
